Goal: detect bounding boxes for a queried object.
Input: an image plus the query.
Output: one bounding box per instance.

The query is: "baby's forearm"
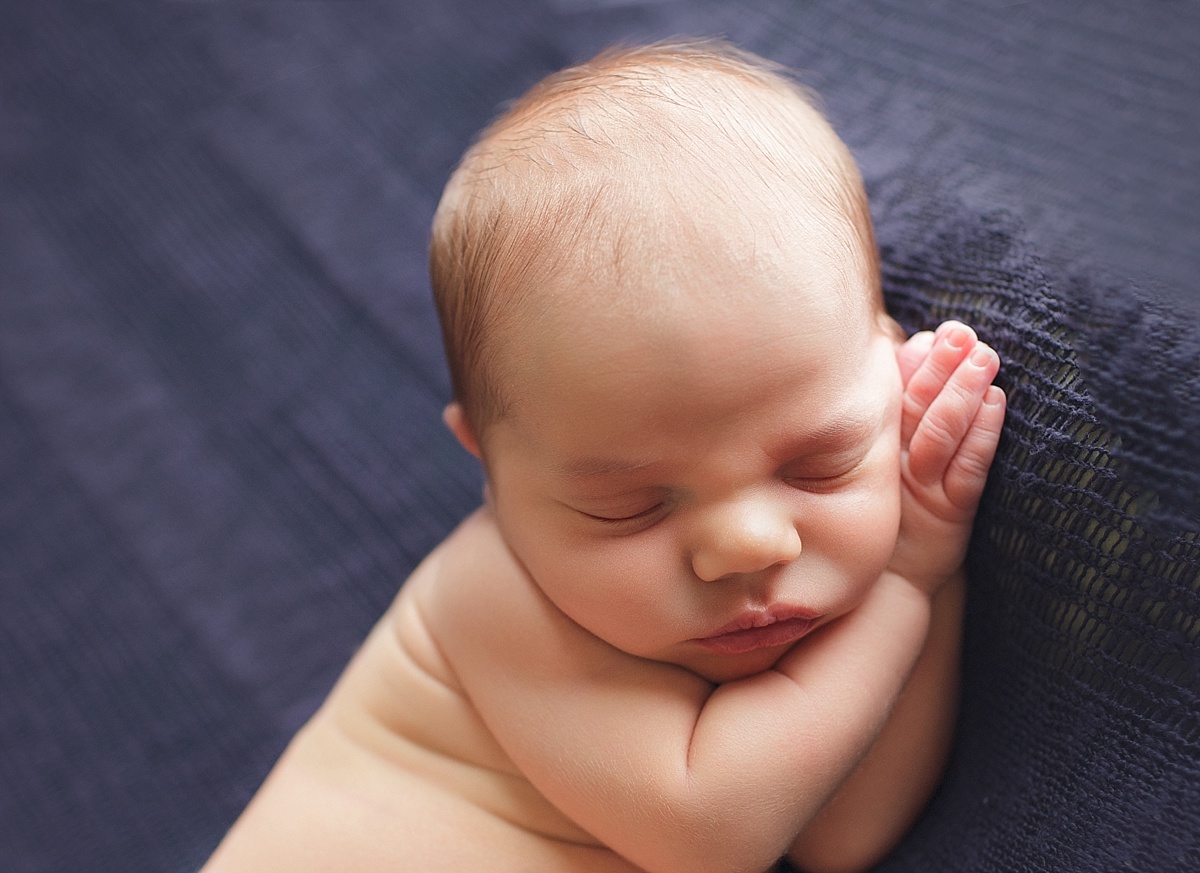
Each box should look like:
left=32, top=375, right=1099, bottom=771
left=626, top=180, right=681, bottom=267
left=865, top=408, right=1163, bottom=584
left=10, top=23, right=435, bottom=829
left=787, top=572, right=964, bottom=873
left=653, top=573, right=931, bottom=873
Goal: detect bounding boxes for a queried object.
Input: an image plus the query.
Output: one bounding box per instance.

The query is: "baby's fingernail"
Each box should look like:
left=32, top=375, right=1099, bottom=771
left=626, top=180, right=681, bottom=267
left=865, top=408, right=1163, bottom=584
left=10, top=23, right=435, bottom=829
left=944, top=327, right=968, bottom=348
left=970, top=345, right=994, bottom=366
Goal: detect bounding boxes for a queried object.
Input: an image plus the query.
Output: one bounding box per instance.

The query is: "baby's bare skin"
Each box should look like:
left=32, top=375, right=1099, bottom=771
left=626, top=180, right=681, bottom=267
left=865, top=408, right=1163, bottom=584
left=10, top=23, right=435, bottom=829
left=206, top=543, right=644, bottom=873
left=204, top=321, right=1003, bottom=873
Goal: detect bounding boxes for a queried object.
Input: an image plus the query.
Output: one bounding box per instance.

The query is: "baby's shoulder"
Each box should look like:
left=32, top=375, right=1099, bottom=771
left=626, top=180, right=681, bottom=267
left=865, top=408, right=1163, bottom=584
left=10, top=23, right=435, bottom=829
left=412, top=508, right=636, bottom=689
left=301, top=513, right=600, bottom=848
left=332, top=514, right=521, bottom=771
left=409, top=508, right=539, bottom=646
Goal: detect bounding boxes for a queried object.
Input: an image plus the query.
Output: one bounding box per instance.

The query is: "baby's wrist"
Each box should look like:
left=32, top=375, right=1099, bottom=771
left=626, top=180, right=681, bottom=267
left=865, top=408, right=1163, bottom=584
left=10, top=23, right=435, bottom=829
left=889, top=517, right=973, bottom=597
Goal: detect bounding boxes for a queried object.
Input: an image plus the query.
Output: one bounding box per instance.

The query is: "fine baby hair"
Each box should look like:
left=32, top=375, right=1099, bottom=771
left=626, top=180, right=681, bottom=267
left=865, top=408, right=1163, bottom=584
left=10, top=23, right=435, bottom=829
left=429, top=38, right=881, bottom=436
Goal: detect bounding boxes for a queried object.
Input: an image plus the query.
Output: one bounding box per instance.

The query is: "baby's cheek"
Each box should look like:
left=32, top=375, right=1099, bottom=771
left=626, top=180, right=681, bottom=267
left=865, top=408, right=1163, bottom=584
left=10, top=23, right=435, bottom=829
left=841, top=473, right=901, bottom=565
left=543, top=538, right=671, bottom=634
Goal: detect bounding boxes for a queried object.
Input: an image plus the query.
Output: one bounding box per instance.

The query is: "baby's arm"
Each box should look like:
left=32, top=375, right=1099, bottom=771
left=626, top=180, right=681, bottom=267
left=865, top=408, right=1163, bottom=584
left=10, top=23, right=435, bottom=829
left=789, top=321, right=1005, bottom=873
left=428, top=510, right=932, bottom=873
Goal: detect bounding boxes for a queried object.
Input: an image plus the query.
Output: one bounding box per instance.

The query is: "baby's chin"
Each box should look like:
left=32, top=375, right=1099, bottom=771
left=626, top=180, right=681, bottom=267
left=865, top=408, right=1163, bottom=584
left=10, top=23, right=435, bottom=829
left=672, top=644, right=797, bottom=685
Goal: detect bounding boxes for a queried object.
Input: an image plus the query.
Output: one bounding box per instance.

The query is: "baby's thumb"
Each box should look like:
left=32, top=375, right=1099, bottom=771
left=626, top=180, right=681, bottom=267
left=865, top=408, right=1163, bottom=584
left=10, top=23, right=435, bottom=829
left=896, top=330, right=936, bottom=387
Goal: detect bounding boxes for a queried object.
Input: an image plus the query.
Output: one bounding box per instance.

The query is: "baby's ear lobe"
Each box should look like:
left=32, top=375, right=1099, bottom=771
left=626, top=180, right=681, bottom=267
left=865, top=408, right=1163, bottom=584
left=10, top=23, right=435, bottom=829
left=443, top=402, right=482, bottom=459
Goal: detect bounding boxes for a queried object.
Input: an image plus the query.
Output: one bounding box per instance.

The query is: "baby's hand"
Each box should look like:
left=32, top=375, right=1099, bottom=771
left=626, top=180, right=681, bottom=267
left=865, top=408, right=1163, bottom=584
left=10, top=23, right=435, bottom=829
left=889, top=321, right=1006, bottom=593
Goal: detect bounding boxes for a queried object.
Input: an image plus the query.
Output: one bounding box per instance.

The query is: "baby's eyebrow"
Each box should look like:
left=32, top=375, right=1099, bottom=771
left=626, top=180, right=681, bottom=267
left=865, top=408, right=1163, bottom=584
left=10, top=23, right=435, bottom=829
left=555, top=456, right=660, bottom=479
left=778, top=412, right=882, bottom=455
left=813, top=413, right=879, bottom=442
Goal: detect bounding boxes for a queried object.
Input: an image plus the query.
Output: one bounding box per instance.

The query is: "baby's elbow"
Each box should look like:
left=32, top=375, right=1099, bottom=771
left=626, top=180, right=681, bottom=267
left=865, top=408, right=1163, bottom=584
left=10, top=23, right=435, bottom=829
left=676, top=851, right=782, bottom=873
left=788, top=832, right=898, bottom=873
left=791, top=856, right=881, bottom=873
left=638, top=822, right=783, bottom=873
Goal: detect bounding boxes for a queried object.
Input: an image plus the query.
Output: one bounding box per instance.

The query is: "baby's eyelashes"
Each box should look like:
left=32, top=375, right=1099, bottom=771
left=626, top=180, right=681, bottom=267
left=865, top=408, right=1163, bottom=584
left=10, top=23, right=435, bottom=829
left=565, top=486, right=673, bottom=529
left=581, top=504, right=664, bottom=523
left=783, top=472, right=855, bottom=494
left=575, top=502, right=669, bottom=534
left=779, top=455, right=868, bottom=493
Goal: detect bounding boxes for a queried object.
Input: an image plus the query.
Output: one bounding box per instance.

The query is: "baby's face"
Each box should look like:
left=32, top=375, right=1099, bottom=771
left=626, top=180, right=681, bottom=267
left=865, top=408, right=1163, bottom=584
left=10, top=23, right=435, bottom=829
left=477, top=207, right=902, bottom=683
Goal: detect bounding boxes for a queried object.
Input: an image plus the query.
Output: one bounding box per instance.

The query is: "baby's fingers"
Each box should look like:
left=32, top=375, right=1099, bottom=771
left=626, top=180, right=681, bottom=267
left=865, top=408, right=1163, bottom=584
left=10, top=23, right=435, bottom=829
left=941, top=384, right=1006, bottom=510
left=901, top=322, right=977, bottom=446
left=906, top=341, right=1001, bottom=495
left=897, top=330, right=935, bottom=389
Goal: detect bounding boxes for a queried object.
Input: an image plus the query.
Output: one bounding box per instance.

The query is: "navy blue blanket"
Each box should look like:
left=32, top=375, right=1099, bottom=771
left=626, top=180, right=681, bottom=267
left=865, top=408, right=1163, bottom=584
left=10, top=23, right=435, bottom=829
left=2, top=2, right=1197, bottom=871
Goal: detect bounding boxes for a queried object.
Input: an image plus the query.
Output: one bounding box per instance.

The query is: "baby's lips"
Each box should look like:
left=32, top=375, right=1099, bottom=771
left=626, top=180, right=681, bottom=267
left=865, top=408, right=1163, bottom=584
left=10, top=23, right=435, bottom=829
left=693, top=605, right=822, bottom=656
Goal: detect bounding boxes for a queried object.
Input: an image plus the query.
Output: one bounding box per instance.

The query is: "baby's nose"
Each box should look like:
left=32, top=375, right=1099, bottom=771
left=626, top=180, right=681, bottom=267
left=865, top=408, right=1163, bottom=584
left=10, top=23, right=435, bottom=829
left=690, top=497, right=802, bottom=583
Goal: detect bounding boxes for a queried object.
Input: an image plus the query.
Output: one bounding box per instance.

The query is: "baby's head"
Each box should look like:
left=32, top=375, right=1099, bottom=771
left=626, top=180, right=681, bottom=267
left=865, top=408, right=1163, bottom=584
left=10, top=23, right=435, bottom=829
left=432, top=41, right=907, bottom=680
left=430, top=39, right=893, bottom=451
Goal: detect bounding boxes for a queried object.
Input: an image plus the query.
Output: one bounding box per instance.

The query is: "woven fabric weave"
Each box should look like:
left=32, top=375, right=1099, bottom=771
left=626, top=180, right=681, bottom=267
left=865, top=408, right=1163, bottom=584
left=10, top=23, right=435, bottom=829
left=867, top=191, right=1200, bottom=871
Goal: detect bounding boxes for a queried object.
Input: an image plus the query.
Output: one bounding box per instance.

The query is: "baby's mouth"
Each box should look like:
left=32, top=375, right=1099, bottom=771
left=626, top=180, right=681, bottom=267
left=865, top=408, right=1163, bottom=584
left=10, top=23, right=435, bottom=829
left=693, top=607, right=820, bottom=656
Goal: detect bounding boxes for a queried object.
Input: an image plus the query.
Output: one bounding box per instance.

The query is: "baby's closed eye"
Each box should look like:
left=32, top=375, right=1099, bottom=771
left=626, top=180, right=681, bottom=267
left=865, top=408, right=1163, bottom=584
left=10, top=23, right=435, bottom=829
left=565, top=488, right=673, bottom=533
left=780, top=454, right=868, bottom=492
left=580, top=503, right=665, bottom=525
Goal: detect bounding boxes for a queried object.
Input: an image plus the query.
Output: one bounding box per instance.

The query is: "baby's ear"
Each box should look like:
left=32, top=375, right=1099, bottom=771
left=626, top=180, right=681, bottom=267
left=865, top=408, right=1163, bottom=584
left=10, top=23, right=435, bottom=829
left=877, top=310, right=906, bottom=346
left=443, top=402, right=482, bottom=459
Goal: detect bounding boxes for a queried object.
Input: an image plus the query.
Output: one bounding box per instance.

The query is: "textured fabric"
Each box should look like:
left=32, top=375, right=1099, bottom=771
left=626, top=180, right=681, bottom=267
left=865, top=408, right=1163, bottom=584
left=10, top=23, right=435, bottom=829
left=1, top=2, right=1196, bottom=872
left=871, top=197, right=1200, bottom=871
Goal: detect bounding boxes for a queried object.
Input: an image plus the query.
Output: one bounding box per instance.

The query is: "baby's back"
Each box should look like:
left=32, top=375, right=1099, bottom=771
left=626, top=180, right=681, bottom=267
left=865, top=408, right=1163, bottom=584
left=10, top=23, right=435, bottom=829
left=202, top=542, right=642, bottom=872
